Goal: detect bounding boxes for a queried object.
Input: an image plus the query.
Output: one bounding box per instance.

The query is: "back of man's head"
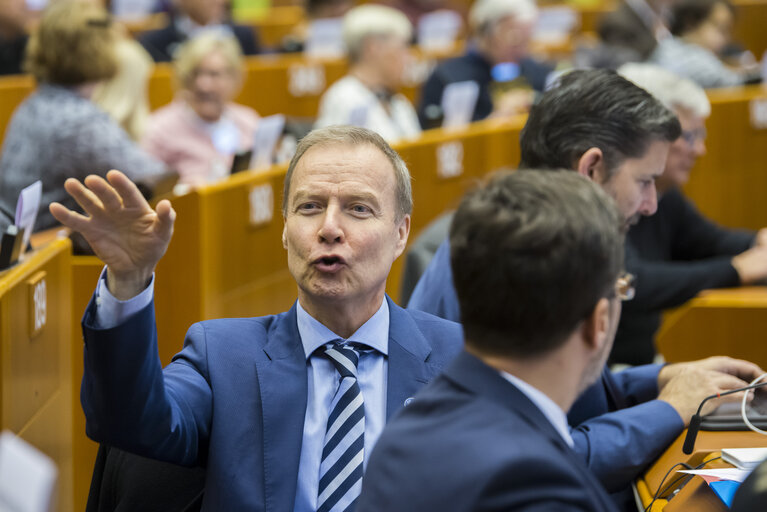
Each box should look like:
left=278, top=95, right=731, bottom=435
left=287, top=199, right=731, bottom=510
left=520, top=69, right=681, bottom=175
left=451, top=170, right=624, bottom=358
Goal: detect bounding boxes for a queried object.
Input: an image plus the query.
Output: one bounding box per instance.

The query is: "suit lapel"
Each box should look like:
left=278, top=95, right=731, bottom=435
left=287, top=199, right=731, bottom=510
left=385, top=297, right=435, bottom=420
left=255, top=304, right=307, bottom=512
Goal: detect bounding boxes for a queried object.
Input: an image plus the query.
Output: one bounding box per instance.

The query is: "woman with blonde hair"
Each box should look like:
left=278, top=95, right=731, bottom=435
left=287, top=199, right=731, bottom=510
left=93, top=37, right=155, bottom=141
left=0, top=0, right=166, bottom=231
left=141, top=31, right=260, bottom=187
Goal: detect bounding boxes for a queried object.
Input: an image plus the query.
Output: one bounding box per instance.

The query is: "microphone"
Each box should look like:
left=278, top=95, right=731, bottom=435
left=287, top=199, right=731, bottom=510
left=682, top=381, right=767, bottom=455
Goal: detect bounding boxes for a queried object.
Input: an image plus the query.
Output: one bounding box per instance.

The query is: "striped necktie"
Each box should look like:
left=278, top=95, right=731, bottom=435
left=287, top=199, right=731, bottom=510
left=318, top=342, right=365, bottom=512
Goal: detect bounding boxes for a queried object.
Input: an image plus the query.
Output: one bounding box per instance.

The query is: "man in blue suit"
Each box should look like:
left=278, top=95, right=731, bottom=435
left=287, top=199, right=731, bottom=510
left=360, top=170, right=629, bottom=511
left=407, top=69, right=763, bottom=509
left=50, top=126, right=463, bottom=511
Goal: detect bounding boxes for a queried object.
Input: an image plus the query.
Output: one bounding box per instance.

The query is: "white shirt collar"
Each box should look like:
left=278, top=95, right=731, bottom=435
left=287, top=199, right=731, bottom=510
left=499, top=370, right=574, bottom=447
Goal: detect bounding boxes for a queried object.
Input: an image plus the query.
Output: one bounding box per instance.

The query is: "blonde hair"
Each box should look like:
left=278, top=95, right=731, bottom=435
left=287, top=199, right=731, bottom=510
left=25, top=0, right=117, bottom=85
left=342, top=5, right=412, bottom=63
left=93, top=38, right=154, bottom=140
left=173, top=31, right=244, bottom=91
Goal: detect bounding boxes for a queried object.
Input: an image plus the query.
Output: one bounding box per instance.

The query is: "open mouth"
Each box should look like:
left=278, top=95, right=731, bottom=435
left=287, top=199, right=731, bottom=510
left=314, top=255, right=346, bottom=273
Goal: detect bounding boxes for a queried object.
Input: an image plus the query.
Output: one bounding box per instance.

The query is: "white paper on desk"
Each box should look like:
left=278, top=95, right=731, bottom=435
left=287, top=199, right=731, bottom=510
left=418, top=10, right=462, bottom=51
left=14, top=180, right=41, bottom=252
left=678, top=468, right=752, bottom=483
left=441, top=80, right=479, bottom=129
left=251, top=114, right=286, bottom=170
left=0, top=431, right=57, bottom=512
left=306, top=18, right=345, bottom=58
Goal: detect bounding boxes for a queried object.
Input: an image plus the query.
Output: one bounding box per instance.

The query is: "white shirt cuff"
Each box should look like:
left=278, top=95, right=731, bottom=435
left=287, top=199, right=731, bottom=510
left=94, top=267, right=155, bottom=329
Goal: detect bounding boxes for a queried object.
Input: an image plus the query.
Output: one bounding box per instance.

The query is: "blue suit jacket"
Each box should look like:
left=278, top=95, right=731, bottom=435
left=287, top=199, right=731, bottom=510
left=81, top=295, right=463, bottom=511
left=408, top=239, right=684, bottom=496
left=358, top=351, right=619, bottom=512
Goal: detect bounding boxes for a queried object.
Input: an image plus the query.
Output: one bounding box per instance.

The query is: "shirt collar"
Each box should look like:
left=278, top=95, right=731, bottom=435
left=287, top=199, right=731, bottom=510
left=295, top=298, right=390, bottom=359
left=499, top=370, right=574, bottom=448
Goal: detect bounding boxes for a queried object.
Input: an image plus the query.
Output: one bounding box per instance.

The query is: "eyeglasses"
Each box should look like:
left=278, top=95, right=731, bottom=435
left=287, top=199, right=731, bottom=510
left=615, top=272, right=635, bottom=301
left=680, top=128, right=707, bottom=147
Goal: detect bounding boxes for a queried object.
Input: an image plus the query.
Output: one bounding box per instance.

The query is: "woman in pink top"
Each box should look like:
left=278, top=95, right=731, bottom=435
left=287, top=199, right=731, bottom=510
left=142, top=31, right=259, bottom=187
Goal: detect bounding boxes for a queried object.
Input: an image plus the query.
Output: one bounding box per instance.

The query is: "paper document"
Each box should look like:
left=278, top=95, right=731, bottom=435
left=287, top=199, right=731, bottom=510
left=0, top=430, right=58, bottom=512
left=678, top=468, right=751, bottom=483
left=14, top=180, right=42, bottom=252
left=251, top=114, right=286, bottom=170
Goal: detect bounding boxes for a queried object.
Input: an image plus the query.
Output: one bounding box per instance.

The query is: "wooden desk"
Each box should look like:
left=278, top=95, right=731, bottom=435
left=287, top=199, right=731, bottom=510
left=636, top=429, right=767, bottom=511
left=656, top=287, right=767, bottom=369
left=0, top=237, right=73, bottom=512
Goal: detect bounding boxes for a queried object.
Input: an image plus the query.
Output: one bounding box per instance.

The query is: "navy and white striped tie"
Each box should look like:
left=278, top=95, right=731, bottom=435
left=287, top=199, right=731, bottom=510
left=318, top=342, right=365, bottom=512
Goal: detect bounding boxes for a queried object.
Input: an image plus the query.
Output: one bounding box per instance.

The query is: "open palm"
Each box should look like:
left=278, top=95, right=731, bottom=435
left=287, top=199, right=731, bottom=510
left=50, top=170, right=175, bottom=296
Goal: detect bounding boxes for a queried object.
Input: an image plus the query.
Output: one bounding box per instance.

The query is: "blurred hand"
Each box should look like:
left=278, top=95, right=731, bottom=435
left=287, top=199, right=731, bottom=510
left=658, top=366, right=751, bottom=425
left=731, top=244, right=767, bottom=284
left=49, top=170, right=175, bottom=300
left=755, top=228, right=767, bottom=248
left=659, top=356, right=765, bottom=390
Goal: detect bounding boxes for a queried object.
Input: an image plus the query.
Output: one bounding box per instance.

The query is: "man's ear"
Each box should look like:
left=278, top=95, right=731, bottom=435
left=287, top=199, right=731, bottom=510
left=393, top=214, right=411, bottom=259
left=581, top=297, right=611, bottom=353
left=282, top=222, right=288, bottom=250
left=576, top=148, right=608, bottom=184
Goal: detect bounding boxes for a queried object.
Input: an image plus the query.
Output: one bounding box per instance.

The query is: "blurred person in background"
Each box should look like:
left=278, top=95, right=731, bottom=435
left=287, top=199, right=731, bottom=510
left=611, top=63, right=767, bottom=366
left=381, top=0, right=467, bottom=27
left=141, top=32, right=259, bottom=187
left=138, top=0, right=260, bottom=62
left=417, top=0, right=553, bottom=128
left=651, top=0, right=760, bottom=88
left=0, top=0, right=29, bottom=75
left=314, top=4, right=421, bottom=143
left=0, top=0, right=166, bottom=232
left=280, top=0, right=353, bottom=53
left=93, top=37, right=155, bottom=141
left=597, top=0, right=671, bottom=65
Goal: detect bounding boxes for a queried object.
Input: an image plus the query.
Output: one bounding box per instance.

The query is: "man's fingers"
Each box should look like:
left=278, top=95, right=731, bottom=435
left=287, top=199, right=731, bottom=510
left=86, top=174, right=124, bottom=212
left=154, top=199, right=176, bottom=238
left=106, top=170, right=149, bottom=210
left=49, top=202, right=91, bottom=231
left=64, top=178, right=106, bottom=216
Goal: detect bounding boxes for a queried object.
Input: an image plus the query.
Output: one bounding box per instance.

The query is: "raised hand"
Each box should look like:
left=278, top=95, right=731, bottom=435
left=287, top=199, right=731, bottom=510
left=49, top=170, right=175, bottom=300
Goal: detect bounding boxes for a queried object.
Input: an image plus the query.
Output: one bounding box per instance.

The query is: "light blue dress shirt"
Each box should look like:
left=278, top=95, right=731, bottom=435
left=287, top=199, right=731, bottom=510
left=293, top=299, right=388, bottom=512
left=93, top=270, right=389, bottom=512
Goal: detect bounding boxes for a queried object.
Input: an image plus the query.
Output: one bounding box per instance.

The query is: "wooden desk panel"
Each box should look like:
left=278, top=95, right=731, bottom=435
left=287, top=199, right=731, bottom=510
left=656, top=287, right=767, bottom=369
left=0, top=74, right=35, bottom=141
left=0, top=238, right=73, bottom=512
left=683, top=85, right=767, bottom=231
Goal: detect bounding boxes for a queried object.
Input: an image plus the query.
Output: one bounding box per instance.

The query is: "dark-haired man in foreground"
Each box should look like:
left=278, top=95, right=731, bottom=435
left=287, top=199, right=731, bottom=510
left=407, top=69, right=763, bottom=509
left=359, top=170, right=626, bottom=511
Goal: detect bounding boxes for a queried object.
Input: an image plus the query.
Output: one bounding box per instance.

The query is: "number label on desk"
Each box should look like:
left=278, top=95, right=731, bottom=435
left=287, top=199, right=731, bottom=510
left=437, top=141, right=464, bottom=179
left=288, top=64, right=326, bottom=97
left=27, top=271, right=46, bottom=338
left=749, top=98, right=767, bottom=129
left=249, top=184, right=274, bottom=227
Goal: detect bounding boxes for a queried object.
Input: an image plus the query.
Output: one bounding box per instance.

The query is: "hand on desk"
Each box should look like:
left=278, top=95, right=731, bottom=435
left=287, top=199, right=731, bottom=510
left=49, top=170, right=175, bottom=300
left=731, top=244, right=767, bottom=285
left=657, top=356, right=764, bottom=424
